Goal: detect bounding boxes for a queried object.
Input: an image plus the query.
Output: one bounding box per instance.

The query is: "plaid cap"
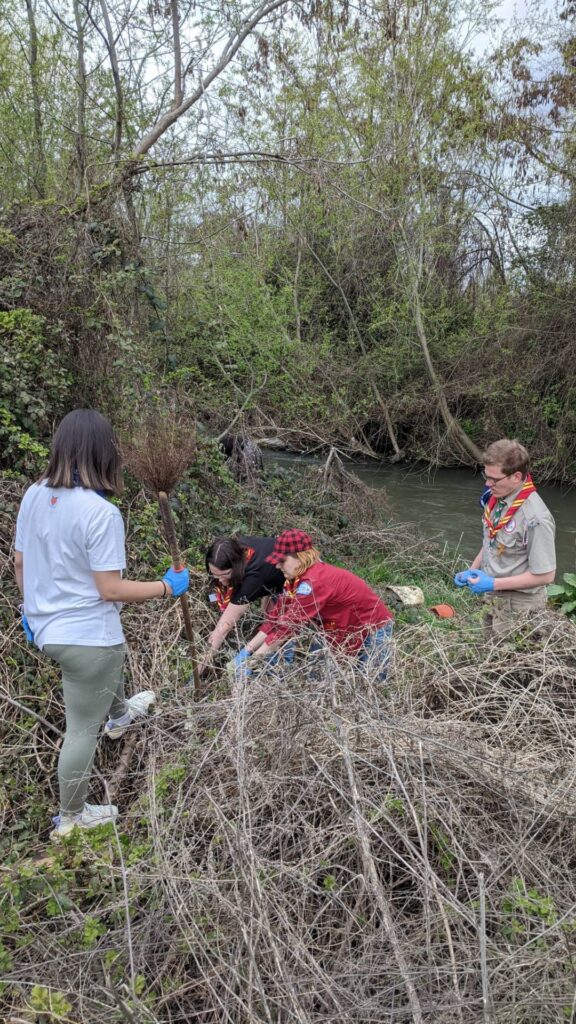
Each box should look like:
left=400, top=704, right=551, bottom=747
left=266, top=529, right=314, bottom=565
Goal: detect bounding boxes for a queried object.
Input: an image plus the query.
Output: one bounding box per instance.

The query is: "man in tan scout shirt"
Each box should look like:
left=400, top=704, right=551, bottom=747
left=454, top=439, right=556, bottom=632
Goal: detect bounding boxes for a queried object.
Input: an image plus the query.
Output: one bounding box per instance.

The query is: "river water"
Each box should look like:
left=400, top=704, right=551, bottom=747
left=266, top=452, right=576, bottom=575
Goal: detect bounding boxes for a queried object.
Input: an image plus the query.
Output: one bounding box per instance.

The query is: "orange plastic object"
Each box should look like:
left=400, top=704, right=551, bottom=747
left=430, top=603, right=456, bottom=619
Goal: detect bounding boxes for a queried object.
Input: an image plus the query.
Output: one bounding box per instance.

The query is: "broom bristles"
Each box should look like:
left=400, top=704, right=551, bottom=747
left=123, top=413, right=197, bottom=494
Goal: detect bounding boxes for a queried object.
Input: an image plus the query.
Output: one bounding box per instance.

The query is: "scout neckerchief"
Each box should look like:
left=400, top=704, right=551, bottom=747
left=283, top=571, right=307, bottom=600
left=213, top=546, right=256, bottom=612
left=214, top=583, right=234, bottom=612
left=482, top=475, right=536, bottom=543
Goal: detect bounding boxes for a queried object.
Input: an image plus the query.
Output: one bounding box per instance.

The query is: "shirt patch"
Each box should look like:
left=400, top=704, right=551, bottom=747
left=296, top=581, right=313, bottom=596
left=503, top=518, right=516, bottom=533
left=50, top=496, right=58, bottom=508
left=208, top=592, right=218, bottom=603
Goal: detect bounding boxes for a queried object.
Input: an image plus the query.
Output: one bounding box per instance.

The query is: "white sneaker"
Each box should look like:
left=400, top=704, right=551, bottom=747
left=50, top=802, right=118, bottom=840
left=104, top=690, right=156, bottom=740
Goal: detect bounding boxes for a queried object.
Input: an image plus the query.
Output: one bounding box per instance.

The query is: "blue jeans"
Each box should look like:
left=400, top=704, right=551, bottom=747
left=267, top=643, right=295, bottom=668
left=357, top=622, right=394, bottom=681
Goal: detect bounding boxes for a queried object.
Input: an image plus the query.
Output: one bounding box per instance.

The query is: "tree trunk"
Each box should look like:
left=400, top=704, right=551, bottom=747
left=25, top=0, right=47, bottom=198
left=411, top=281, right=483, bottom=464
left=72, top=0, right=87, bottom=188
left=98, top=0, right=124, bottom=161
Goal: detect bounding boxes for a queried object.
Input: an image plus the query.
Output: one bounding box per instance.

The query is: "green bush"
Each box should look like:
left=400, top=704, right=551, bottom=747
left=548, top=573, right=576, bottom=619
left=0, top=308, right=71, bottom=473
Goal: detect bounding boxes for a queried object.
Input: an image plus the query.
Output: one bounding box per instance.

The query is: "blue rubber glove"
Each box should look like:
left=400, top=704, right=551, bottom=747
left=19, top=604, right=34, bottom=643
left=226, top=648, right=252, bottom=678
left=163, top=566, right=189, bottom=597
left=454, top=569, right=476, bottom=587
left=466, top=570, right=495, bottom=594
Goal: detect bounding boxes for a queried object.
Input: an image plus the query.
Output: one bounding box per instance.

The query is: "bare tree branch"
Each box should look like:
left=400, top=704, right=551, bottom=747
left=72, top=0, right=88, bottom=186
left=130, top=0, right=292, bottom=161
left=98, top=0, right=124, bottom=160
left=25, top=0, right=47, bottom=197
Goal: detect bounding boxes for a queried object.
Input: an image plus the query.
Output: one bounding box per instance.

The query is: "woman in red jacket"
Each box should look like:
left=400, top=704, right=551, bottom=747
left=230, top=530, right=394, bottom=680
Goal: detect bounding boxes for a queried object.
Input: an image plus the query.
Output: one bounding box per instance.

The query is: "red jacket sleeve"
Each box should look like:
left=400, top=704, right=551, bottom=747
left=263, top=585, right=325, bottom=644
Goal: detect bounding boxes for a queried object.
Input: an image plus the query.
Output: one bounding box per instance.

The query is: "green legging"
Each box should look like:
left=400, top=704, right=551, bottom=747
left=44, top=643, right=127, bottom=816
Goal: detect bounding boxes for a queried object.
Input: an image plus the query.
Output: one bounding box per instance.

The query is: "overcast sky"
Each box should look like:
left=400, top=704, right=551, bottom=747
left=473, top=0, right=560, bottom=54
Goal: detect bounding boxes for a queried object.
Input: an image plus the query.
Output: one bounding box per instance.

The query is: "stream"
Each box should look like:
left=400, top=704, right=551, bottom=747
left=266, top=452, right=576, bottom=575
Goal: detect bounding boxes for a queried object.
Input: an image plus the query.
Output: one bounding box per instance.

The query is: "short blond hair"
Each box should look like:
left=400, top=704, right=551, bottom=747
left=292, top=547, right=321, bottom=575
left=482, top=439, right=529, bottom=478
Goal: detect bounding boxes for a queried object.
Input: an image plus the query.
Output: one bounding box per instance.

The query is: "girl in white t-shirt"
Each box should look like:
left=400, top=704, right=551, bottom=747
left=14, top=409, right=189, bottom=840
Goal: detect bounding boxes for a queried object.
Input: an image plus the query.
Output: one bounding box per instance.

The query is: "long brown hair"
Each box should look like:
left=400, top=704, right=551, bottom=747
left=205, top=537, right=248, bottom=589
left=42, top=409, right=123, bottom=495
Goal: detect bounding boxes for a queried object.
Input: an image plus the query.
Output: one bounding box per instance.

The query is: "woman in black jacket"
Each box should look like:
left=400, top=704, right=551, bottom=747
left=199, top=536, right=284, bottom=672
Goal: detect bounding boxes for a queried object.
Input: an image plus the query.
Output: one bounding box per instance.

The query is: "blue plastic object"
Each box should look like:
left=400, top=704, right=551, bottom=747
left=19, top=604, right=34, bottom=643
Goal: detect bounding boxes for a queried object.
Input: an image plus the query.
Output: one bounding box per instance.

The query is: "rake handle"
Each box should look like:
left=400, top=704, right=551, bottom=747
left=158, top=491, right=201, bottom=699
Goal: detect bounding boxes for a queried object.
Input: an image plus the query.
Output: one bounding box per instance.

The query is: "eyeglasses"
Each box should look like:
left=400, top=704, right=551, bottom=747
left=210, top=568, right=232, bottom=581
left=481, top=471, right=511, bottom=485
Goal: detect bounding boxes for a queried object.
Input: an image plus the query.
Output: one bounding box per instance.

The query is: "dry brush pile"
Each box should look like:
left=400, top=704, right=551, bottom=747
left=1, top=594, right=576, bottom=1022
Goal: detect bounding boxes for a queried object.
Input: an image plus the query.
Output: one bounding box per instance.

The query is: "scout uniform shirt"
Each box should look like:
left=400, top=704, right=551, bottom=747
left=259, top=562, right=393, bottom=654
left=481, top=489, right=556, bottom=594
